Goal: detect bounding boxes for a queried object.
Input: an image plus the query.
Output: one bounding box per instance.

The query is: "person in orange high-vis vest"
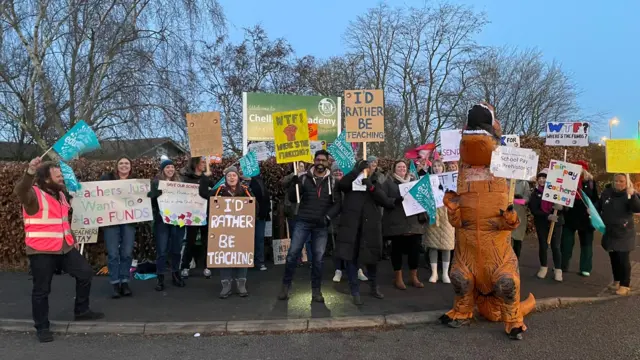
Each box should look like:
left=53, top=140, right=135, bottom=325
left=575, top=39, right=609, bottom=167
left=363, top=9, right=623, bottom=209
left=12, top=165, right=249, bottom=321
left=14, top=157, right=104, bottom=343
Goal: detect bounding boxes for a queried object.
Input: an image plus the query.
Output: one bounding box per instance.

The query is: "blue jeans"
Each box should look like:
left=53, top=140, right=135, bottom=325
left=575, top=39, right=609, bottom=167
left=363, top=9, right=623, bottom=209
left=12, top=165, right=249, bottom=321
left=282, top=220, right=328, bottom=289
left=155, top=221, right=186, bottom=274
left=287, top=218, right=312, bottom=263
left=220, top=268, right=248, bottom=281
left=103, top=224, right=136, bottom=284
left=254, top=220, right=266, bottom=266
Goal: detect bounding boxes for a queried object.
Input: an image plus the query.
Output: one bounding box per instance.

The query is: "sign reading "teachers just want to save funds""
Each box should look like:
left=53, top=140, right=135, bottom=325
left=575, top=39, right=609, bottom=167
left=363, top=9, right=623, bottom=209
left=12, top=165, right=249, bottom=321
left=243, top=93, right=340, bottom=143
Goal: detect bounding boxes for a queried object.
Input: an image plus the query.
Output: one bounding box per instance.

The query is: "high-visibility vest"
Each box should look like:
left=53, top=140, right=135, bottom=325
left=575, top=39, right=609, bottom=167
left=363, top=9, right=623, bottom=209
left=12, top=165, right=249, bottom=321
left=23, top=186, right=74, bottom=252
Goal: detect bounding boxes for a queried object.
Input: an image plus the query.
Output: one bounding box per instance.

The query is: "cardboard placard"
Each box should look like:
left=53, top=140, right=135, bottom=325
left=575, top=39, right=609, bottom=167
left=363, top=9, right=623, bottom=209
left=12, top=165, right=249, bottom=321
left=207, top=197, right=256, bottom=268
left=71, top=228, right=98, bottom=244
left=186, top=111, right=223, bottom=157
left=344, top=89, right=385, bottom=142
left=272, top=109, right=313, bottom=164
left=605, top=139, right=640, bottom=173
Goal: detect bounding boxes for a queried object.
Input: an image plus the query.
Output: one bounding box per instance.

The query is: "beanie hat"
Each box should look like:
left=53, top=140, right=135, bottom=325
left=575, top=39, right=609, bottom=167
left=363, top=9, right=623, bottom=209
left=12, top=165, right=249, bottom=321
left=574, top=160, right=589, bottom=171
left=160, top=158, right=174, bottom=171
left=224, top=166, right=239, bottom=176
left=536, top=168, right=548, bottom=178
left=367, top=156, right=378, bottom=163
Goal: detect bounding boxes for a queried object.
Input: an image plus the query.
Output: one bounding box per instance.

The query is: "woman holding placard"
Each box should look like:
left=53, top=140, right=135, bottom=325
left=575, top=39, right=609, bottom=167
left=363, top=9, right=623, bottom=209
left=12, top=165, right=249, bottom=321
left=100, top=156, right=137, bottom=298
left=423, top=159, right=454, bottom=284
left=596, top=174, right=640, bottom=296
left=201, top=166, right=253, bottom=299
left=528, top=169, right=565, bottom=282
left=381, top=160, right=427, bottom=289
left=148, top=158, right=186, bottom=291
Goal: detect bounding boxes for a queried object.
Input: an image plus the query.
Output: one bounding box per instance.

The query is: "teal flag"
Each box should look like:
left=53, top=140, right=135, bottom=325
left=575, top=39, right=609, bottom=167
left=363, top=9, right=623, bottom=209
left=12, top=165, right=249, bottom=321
left=409, top=160, right=419, bottom=179
left=212, top=177, right=225, bottom=191
left=581, top=189, right=605, bottom=234
left=59, top=161, right=81, bottom=192
left=53, top=120, right=100, bottom=161
left=327, top=132, right=356, bottom=173
left=240, top=151, right=260, bottom=177
left=408, top=175, right=437, bottom=225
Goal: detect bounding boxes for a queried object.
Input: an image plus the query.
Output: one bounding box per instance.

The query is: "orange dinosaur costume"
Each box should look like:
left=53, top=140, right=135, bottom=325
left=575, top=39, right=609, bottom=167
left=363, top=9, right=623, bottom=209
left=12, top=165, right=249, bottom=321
left=439, top=103, right=536, bottom=340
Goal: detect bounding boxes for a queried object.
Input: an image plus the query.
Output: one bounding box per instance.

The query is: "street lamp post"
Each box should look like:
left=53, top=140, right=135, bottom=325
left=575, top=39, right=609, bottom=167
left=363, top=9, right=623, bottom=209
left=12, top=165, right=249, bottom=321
left=609, top=117, right=619, bottom=139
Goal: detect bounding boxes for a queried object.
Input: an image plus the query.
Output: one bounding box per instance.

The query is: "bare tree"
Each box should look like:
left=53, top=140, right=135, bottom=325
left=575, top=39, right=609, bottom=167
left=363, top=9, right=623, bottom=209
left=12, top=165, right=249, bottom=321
left=0, top=0, right=225, bottom=151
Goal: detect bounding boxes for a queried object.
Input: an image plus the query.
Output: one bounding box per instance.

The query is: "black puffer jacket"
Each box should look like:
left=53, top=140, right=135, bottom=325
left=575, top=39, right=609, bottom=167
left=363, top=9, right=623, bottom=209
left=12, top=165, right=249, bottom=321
left=331, top=168, right=395, bottom=264
left=249, top=175, right=271, bottom=221
left=181, top=166, right=202, bottom=185
left=288, top=166, right=339, bottom=225
left=597, top=185, right=640, bottom=252
left=380, top=175, right=426, bottom=237
left=565, top=178, right=599, bottom=231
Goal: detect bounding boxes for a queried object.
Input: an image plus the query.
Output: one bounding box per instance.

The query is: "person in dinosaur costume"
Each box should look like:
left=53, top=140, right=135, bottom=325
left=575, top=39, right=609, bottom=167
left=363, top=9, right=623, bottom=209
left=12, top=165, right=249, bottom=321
left=439, top=103, right=536, bottom=340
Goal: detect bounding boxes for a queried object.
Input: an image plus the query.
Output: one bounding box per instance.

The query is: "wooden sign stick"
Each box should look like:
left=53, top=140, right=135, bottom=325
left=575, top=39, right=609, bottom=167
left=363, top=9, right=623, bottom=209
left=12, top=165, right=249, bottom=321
left=363, top=142, right=368, bottom=178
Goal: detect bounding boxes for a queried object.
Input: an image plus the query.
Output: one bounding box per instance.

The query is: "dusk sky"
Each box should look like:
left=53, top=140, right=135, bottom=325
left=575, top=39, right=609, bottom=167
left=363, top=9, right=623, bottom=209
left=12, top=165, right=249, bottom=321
left=221, top=0, right=639, bottom=141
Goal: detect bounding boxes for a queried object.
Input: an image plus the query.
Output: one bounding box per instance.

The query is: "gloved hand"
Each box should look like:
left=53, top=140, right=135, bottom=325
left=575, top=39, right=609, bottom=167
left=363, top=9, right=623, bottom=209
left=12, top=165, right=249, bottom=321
left=547, top=214, right=558, bottom=222
left=147, top=189, right=163, bottom=198
left=357, top=160, right=369, bottom=173
left=552, top=203, right=564, bottom=211
left=362, top=177, right=374, bottom=190
left=291, top=175, right=301, bottom=185
left=395, top=196, right=404, bottom=205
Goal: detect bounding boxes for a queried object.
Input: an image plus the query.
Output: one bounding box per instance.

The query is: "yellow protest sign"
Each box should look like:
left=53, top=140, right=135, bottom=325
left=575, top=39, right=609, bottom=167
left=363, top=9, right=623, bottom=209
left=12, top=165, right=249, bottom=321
left=606, top=139, right=640, bottom=173
left=272, top=109, right=313, bottom=164
left=344, top=89, right=385, bottom=143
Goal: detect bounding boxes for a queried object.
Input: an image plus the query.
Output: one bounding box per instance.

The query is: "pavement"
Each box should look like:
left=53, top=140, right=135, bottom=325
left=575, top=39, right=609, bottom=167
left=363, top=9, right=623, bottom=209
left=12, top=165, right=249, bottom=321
left=1, top=296, right=639, bottom=359
left=0, top=237, right=639, bottom=335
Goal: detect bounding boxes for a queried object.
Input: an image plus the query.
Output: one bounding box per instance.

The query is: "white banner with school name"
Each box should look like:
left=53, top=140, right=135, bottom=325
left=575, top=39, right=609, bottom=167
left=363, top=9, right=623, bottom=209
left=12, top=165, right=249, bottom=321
left=71, top=179, right=153, bottom=228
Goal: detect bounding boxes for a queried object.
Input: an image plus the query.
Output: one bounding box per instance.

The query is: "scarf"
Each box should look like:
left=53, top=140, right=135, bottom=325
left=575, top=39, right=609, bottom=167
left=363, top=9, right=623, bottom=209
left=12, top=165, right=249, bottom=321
left=538, top=185, right=554, bottom=214
left=392, top=173, right=412, bottom=184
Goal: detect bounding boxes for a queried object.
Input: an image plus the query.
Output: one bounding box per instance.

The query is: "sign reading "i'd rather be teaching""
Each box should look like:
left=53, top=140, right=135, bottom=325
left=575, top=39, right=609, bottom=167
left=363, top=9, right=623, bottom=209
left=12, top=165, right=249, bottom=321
left=344, top=89, right=385, bottom=142
left=207, top=197, right=256, bottom=268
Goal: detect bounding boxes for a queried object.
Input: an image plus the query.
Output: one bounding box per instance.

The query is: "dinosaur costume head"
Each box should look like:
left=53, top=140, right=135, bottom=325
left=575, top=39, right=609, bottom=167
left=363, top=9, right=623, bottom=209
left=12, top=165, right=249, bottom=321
left=460, top=103, right=502, bottom=167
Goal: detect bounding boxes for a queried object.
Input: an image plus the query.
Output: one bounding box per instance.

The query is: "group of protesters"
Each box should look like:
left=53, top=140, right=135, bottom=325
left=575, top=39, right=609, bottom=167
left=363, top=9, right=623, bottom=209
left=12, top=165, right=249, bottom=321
left=13, top=148, right=640, bottom=342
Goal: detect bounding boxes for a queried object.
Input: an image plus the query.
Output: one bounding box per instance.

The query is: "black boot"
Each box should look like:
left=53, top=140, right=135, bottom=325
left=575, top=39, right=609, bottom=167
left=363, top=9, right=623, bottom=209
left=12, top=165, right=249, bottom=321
left=172, top=271, right=185, bottom=287
left=277, top=284, right=290, bottom=300
left=111, top=284, right=121, bottom=299
left=352, top=295, right=363, bottom=305
left=369, top=284, right=384, bottom=299
left=74, top=310, right=105, bottom=321
left=120, top=282, right=132, bottom=297
left=36, top=329, right=54, bottom=343
left=155, top=274, right=165, bottom=291
left=311, top=288, right=325, bottom=303
left=509, top=327, right=524, bottom=340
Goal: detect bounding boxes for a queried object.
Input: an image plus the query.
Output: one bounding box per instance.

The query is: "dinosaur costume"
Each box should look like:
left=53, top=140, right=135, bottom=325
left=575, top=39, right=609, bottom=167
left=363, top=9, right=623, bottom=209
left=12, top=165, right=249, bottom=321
left=439, top=103, right=536, bottom=340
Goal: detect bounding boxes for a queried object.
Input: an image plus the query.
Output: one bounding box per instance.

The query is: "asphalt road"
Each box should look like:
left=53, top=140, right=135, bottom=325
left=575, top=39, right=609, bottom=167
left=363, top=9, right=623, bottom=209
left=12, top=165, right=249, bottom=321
left=1, top=297, right=639, bottom=360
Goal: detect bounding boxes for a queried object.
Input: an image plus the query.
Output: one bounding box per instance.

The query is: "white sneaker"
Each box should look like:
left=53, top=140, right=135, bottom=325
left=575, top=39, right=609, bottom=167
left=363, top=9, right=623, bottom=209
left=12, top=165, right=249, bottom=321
left=429, top=264, right=438, bottom=283
left=441, top=272, right=451, bottom=284
left=333, top=270, right=342, bottom=283
left=536, top=266, right=548, bottom=279
left=357, top=269, right=368, bottom=281
left=260, top=265, right=267, bottom=271
left=181, top=269, right=189, bottom=278
left=554, top=269, right=563, bottom=282
left=203, top=268, right=212, bottom=279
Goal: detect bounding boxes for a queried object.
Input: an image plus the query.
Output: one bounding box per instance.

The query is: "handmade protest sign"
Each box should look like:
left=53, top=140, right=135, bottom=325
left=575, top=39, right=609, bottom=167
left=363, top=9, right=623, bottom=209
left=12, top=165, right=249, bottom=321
left=272, top=239, right=307, bottom=265
left=545, top=122, right=589, bottom=147
left=52, top=120, right=100, bottom=161
left=239, top=151, right=260, bottom=177
left=543, top=160, right=581, bottom=207
left=59, top=161, right=81, bottom=192
left=400, top=175, right=442, bottom=217
left=186, top=112, right=223, bottom=157
left=605, top=139, right=640, bottom=173
left=490, top=146, right=539, bottom=181
left=327, top=131, right=356, bottom=174
left=71, top=228, right=98, bottom=244
left=408, top=175, right=438, bottom=224
left=500, top=135, right=521, bottom=147
left=272, top=109, right=313, bottom=164
left=207, top=197, right=256, bottom=268
left=158, top=181, right=208, bottom=227
left=441, top=130, right=462, bottom=162
left=436, top=171, right=458, bottom=192
left=344, top=89, right=384, bottom=142
left=71, top=179, right=152, bottom=228
left=247, top=142, right=270, bottom=161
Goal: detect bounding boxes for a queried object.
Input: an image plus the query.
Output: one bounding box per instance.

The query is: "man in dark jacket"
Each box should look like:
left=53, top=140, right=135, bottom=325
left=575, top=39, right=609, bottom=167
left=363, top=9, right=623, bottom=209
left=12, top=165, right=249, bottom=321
left=278, top=150, right=339, bottom=303
left=249, top=174, right=271, bottom=270
left=180, top=157, right=210, bottom=279
left=333, top=160, right=396, bottom=305
left=560, top=160, right=599, bottom=276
